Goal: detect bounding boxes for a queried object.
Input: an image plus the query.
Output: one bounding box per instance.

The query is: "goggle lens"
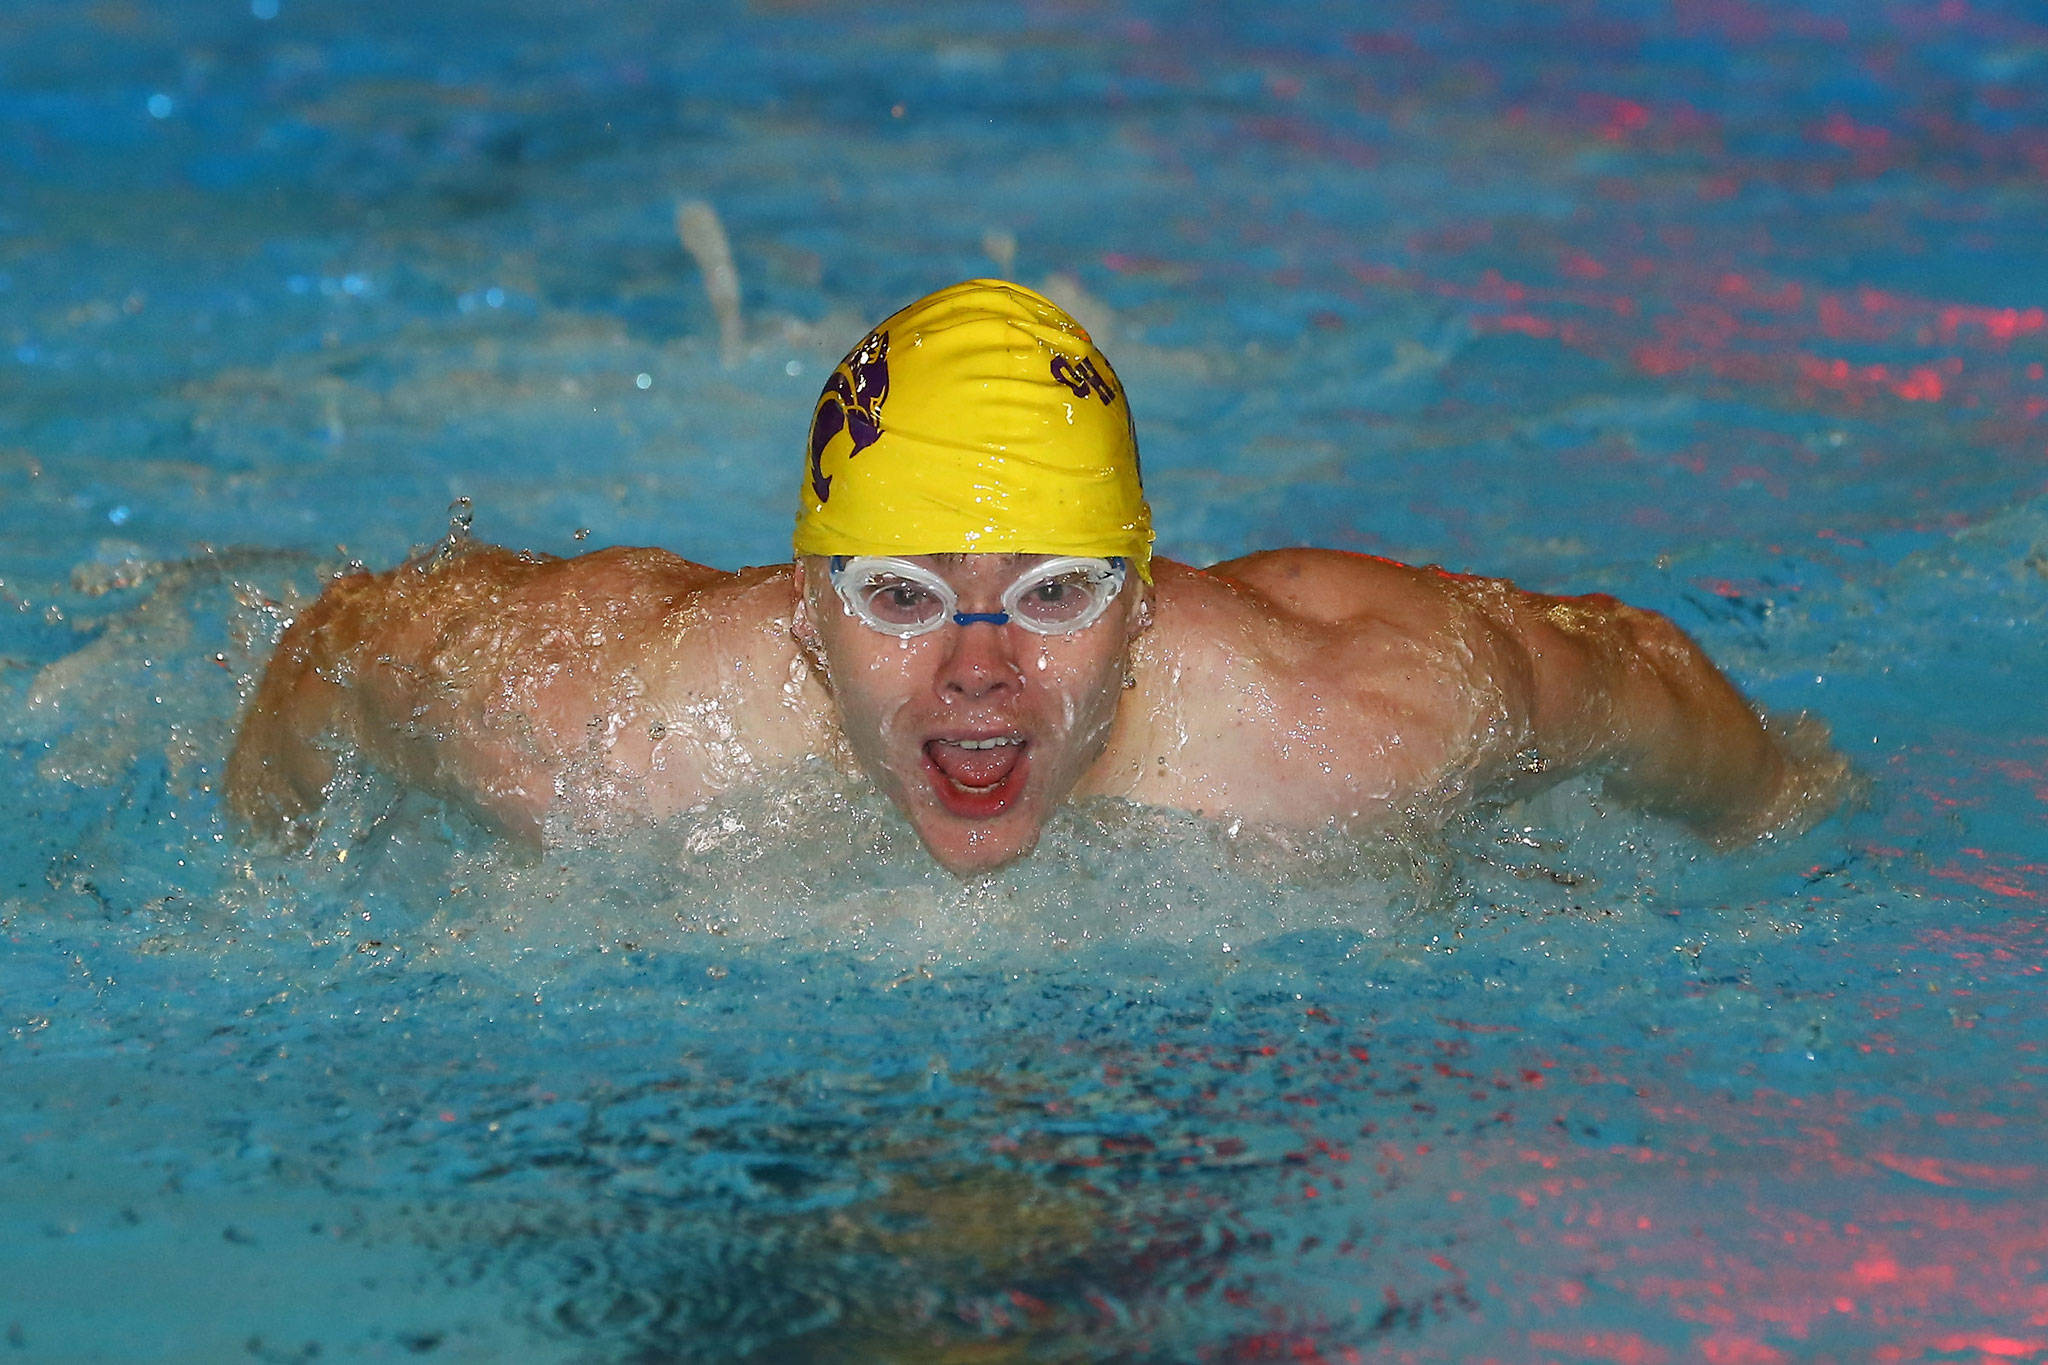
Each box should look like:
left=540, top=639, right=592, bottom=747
left=1005, top=560, right=1125, bottom=631
left=845, top=568, right=950, bottom=631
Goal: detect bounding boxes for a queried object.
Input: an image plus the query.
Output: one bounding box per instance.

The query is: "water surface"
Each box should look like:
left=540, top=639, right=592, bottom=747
left=4, top=1, right=2047, bottom=1358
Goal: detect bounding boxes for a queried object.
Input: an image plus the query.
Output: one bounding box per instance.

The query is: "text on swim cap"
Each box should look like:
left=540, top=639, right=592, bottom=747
left=1051, top=353, right=1117, bottom=405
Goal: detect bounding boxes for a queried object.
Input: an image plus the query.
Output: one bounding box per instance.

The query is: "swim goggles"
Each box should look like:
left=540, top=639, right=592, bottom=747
left=828, top=555, right=1128, bottom=638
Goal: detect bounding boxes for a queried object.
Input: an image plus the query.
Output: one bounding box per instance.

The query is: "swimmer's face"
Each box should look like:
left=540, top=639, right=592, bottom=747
left=795, top=554, right=1149, bottom=876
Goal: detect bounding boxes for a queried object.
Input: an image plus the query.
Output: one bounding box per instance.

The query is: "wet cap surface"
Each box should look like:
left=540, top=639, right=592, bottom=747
left=794, top=279, right=1153, bottom=580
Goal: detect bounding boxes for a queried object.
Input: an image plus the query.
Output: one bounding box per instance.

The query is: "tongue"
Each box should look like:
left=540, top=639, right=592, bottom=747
left=927, top=740, right=1023, bottom=790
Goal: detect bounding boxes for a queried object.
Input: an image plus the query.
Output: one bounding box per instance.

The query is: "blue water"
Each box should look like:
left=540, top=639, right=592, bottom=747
left=5, top=1, right=2047, bottom=1358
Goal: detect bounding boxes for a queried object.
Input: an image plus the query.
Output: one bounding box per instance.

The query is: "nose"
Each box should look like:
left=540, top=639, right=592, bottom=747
left=936, top=619, right=1025, bottom=701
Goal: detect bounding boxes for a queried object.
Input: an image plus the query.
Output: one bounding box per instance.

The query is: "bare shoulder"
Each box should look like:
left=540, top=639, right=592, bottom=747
left=365, top=543, right=734, bottom=634
left=1098, top=554, right=1521, bottom=827
left=1179, top=548, right=1631, bottom=681
left=367, top=544, right=818, bottom=790
left=230, top=543, right=823, bottom=841
left=1144, top=551, right=1514, bottom=673
left=1194, top=547, right=1486, bottom=631
left=1119, top=549, right=1835, bottom=845
left=327, top=543, right=806, bottom=683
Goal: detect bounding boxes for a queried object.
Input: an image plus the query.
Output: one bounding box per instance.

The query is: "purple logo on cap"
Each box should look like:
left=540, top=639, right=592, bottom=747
left=809, top=330, right=890, bottom=504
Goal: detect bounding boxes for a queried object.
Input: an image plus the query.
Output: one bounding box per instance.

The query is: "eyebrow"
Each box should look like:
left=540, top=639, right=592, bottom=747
left=927, top=553, right=1040, bottom=568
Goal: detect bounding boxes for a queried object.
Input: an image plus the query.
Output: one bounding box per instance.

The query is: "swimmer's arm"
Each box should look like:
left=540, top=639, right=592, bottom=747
left=225, top=550, right=561, bottom=843
left=224, top=572, right=364, bottom=837
left=1487, top=589, right=1844, bottom=843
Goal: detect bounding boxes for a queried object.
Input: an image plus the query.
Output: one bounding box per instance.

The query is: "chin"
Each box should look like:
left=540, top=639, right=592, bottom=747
left=913, top=810, right=1046, bottom=877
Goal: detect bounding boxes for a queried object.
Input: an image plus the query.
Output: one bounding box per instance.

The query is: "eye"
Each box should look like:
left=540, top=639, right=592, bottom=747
left=861, top=577, right=943, bottom=625
left=1012, top=571, right=1102, bottom=624
left=884, top=584, right=930, bottom=610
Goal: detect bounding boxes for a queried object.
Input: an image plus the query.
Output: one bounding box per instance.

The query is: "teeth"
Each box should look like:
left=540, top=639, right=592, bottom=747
left=955, top=736, right=1021, bottom=750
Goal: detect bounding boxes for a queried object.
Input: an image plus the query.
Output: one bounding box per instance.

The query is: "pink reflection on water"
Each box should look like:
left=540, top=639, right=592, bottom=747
left=1343, top=252, right=2044, bottom=422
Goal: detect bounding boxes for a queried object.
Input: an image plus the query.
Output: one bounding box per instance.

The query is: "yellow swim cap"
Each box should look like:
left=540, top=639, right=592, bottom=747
left=793, top=279, right=1153, bottom=580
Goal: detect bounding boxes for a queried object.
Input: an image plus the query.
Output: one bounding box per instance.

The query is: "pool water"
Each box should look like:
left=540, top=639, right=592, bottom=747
left=5, top=0, right=2047, bottom=1358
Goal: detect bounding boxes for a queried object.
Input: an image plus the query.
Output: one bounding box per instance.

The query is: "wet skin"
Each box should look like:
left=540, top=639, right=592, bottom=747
left=227, top=545, right=1848, bottom=875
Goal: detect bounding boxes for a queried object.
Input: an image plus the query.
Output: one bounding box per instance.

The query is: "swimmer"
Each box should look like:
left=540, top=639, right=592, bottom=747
left=226, top=279, right=1847, bottom=874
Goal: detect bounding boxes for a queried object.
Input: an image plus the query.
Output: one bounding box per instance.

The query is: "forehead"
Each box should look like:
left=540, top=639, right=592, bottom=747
left=914, top=553, right=1055, bottom=578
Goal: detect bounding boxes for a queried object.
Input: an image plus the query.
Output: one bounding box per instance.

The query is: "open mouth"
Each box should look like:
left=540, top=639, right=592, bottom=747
left=922, top=734, right=1030, bottom=818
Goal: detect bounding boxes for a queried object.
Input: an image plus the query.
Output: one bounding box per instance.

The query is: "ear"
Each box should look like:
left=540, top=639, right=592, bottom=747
left=789, top=566, right=818, bottom=647
left=788, top=562, right=830, bottom=671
